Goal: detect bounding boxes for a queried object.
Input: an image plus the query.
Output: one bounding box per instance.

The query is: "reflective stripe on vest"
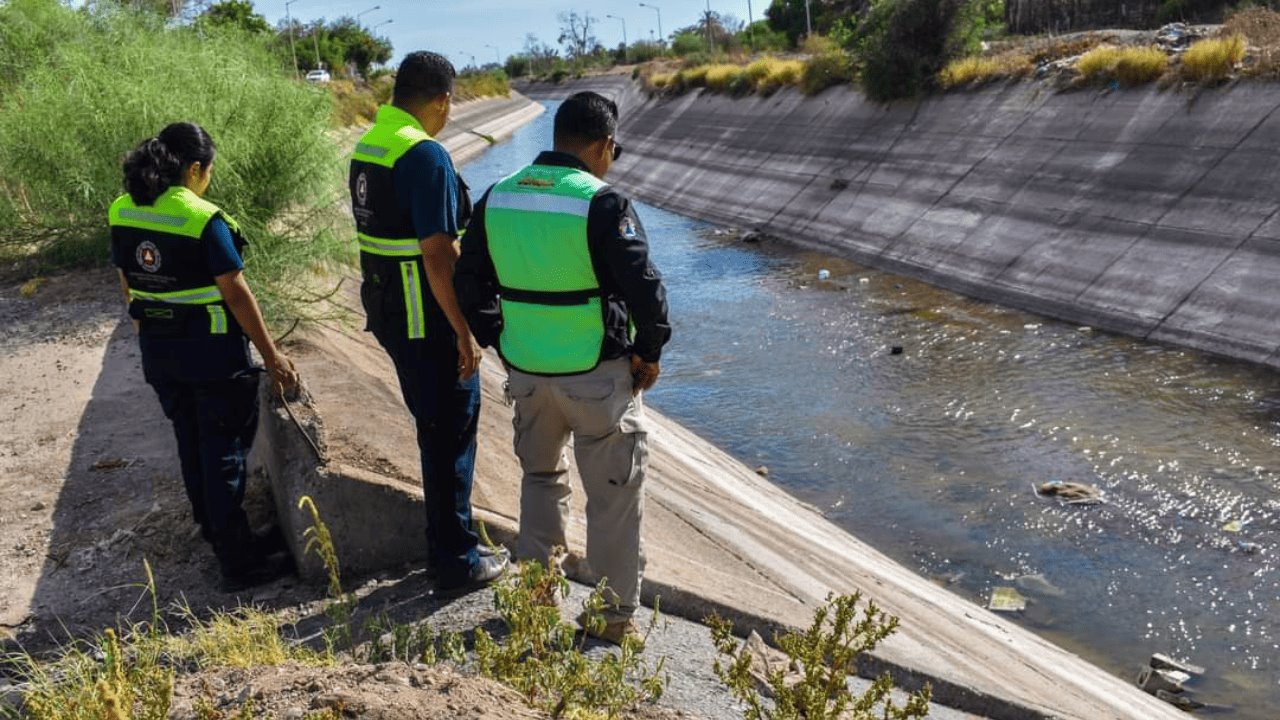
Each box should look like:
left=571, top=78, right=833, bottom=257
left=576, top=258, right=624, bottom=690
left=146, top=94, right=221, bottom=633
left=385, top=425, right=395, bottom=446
left=207, top=305, right=228, bottom=335
left=129, top=286, right=224, bottom=304
left=485, top=164, right=609, bottom=375
left=399, top=261, right=426, bottom=340
left=357, top=233, right=420, bottom=257
left=352, top=105, right=433, bottom=259
left=109, top=186, right=242, bottom=239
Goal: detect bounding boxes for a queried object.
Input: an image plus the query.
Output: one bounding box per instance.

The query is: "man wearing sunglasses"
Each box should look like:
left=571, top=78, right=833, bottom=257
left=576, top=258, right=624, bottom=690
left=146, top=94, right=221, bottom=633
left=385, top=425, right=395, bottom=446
left=455, top=91, right=670, bottom=649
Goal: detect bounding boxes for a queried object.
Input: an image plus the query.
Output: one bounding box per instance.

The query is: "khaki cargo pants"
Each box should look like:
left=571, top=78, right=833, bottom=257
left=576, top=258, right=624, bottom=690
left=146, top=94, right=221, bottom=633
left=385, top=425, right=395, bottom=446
left=507, top=357, right=649, bottom=621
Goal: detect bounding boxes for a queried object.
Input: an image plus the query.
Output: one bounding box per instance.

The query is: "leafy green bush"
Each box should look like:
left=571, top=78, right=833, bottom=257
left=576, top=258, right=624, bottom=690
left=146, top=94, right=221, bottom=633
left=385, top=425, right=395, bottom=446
left=672, top=30, right=708, bottom=57
left=473, top=556, right=667, bottom=718
left=0, top=0, right=349, bottom=323
left=801, top=50, right=856, bottom=95
left=710, top=593, right=931, bottom=720
left=456, top=68, right=512, bottom=100
left=858, top=0, right=972, bottom=101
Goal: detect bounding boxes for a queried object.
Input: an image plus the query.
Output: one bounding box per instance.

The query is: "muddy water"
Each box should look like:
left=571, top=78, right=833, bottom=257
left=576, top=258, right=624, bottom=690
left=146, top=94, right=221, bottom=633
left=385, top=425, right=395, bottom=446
left=462, top=102, right=1280, bottom=717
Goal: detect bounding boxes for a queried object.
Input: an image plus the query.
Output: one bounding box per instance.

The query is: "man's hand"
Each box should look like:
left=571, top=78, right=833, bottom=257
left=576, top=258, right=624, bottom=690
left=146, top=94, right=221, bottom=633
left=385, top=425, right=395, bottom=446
left=458, top=333, right=482, bottom=380
left=630, top=354, right=660, bottom=395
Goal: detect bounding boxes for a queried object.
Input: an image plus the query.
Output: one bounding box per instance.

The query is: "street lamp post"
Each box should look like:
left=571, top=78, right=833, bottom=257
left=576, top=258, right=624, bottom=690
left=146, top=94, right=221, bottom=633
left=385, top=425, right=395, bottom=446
left=373, top=18, right=393, bottom=34
left=605, top=14, right=628, bottom=64
left=746, top=0, right=754, bottom=51
left=638, top=2, right=662, bottom=49
left=805, top=0, right=812, bottom=37
left=484, top=43, right=501, bottom=66
left=284, top=0, right=299, bottom=78
left=356, top=4, right=381, bottom=28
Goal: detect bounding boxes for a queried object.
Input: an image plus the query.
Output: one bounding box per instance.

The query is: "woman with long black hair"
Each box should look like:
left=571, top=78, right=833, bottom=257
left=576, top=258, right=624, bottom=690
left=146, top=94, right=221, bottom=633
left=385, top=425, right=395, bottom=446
left=109, top=122, right=297, bottom=590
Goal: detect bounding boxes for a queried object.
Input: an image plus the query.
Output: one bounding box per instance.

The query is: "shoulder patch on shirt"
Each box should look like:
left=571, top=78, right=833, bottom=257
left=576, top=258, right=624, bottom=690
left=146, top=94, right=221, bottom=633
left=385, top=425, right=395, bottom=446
left=620, top=216, right=638, bottom=240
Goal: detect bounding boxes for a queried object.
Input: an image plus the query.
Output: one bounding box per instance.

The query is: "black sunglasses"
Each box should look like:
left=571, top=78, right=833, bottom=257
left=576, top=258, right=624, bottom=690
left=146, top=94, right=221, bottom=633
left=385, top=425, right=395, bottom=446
left=612, top=141, right=624, bottom=161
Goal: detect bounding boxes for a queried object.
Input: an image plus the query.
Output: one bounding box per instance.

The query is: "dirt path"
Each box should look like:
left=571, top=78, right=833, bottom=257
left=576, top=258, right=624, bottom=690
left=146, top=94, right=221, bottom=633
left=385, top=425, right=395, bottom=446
left=0, top=270, right=317, bottom=650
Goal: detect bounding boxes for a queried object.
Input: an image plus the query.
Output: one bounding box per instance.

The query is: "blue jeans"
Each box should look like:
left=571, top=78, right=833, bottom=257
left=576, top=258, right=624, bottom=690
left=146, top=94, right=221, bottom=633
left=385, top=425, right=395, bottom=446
left=374, top=329, right=482, bottom=585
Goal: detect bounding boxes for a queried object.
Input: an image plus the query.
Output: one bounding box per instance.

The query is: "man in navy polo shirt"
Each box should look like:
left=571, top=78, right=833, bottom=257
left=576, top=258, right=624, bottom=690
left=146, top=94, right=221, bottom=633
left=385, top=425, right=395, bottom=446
left=349, top=51, right=507, bottom=593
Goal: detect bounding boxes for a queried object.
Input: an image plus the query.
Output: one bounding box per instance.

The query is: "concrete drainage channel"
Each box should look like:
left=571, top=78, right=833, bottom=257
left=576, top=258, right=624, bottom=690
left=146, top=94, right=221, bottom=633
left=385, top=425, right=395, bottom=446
left=248, top=89, right=1186, bottom=720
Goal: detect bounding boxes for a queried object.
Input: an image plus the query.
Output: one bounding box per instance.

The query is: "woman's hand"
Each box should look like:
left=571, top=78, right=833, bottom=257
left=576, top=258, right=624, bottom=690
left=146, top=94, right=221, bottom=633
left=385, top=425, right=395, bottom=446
left=265, top=352, right=300, bottom=398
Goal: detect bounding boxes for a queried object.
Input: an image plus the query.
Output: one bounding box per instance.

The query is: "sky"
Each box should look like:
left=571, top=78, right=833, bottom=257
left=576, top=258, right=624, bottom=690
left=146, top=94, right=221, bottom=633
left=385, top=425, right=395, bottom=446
left=252, top=0, right=765, bottom=70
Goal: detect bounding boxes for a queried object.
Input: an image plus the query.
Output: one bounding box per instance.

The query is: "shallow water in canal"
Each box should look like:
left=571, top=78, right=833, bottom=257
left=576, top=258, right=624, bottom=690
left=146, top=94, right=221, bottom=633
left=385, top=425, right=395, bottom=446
left=462, top=102, right=1280, bottom=717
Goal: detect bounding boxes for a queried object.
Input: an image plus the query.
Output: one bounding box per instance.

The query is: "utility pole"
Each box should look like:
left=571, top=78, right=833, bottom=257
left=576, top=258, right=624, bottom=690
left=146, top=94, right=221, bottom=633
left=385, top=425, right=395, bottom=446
left=705, top=0, right=713, bottom=54
left=284, top=0, right=299, bottom=79
left=746, top=0, right=754, bottom=51
left=605, top=14, right=628, bottom=64
left=638, top=2, right=662, bottom=49
left=805, top=0, right=812, bottom=37
left=312, top=22, right=321, bottom=69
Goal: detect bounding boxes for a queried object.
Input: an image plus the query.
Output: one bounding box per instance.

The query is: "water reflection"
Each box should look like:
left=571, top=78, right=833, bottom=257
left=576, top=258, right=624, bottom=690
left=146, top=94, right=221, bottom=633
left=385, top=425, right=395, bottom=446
left=462, top=103, right=1280, bottom=718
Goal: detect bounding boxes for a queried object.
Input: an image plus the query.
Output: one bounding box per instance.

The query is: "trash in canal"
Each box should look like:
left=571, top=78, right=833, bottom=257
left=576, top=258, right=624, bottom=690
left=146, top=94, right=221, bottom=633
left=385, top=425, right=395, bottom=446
left=817, top=269, right=831, bottom=280
left=890, top=346, right=904, bottom=355
left=1034, top=480, right=1105, bottom=505
left=1235, top=540, right=1262, bottom=555
left=1221, top=519, right=1244, bottom=532
left=987, top=587, right=1027, bottom=612
left=1014, top=572, right=1065, bottom=598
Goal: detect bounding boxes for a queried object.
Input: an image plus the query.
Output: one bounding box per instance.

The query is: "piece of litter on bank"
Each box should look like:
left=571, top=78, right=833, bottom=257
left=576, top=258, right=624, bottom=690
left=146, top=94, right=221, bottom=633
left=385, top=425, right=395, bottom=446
left=988, top=586, right=1027, bottom=612
left=817, top=269, right=831, bottom=280
left=1024, top=323, right=1041, bottom=330
left=90, top=458, right=132, bottom=472
left=754, top=466, right=769, bottom=477
left=859, top=277, right=870, bottom=284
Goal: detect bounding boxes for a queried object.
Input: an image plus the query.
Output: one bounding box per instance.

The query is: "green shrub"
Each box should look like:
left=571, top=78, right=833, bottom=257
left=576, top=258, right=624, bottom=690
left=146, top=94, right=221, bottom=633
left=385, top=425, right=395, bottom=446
left=1181, top=34, right=1247, bottom=81
left=801, top=51, right=855, bottom=95
left=858, top=0, right=974, bottom=102
left=456, top=68, right=511, bottom=100
left=710, top=593, right=931, bottom=720
left=672, top=30, right=708, bottom=57
left=0, top=0, right=348, bottom=324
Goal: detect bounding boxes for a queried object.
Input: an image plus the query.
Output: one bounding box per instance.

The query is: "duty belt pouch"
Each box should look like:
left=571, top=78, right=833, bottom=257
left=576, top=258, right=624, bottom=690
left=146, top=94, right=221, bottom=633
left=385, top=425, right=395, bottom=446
left=130, top=300, right=195, bottom=337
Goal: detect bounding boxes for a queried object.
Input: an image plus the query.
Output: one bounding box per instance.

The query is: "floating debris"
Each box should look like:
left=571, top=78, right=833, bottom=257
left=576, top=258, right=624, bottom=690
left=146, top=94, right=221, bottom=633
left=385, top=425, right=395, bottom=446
left=754, top=466, right=769, bottom=477
left=817, top=269, right=831, bottom=281
left=1150, top=653, right=1204, bottom=676
left=890, top=346, right=904, bottom=355
left=1015, top=572, right=1065, bottom=598
left=988, top=586, right=1027, bottom=612
left=1034, top=480, right=1105, bottom=505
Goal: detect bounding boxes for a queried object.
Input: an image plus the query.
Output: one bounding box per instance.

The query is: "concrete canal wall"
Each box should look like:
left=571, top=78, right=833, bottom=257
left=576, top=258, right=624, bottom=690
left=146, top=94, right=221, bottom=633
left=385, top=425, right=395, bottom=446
left=522, top=77, right=1280, bottom=369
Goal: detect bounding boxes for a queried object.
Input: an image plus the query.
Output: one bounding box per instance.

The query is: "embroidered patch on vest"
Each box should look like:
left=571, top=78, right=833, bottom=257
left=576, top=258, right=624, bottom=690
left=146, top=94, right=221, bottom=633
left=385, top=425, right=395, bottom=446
left=356, top=172, right=369, bottom=206
left=136, top=241, right=162, bottom=273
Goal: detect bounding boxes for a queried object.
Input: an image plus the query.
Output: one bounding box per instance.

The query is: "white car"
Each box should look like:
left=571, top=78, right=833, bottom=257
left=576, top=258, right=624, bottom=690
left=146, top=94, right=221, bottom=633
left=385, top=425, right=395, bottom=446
left=305, top=68, right=331, bottom=83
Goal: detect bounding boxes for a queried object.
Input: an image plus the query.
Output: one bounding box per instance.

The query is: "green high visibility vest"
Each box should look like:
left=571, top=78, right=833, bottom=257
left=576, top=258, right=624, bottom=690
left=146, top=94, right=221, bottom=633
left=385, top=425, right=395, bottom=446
left=108, top=187, right=242, bottom=335
left=485, top=164, right=609, bottom=375
left=351, top=104, right=437, bottom=258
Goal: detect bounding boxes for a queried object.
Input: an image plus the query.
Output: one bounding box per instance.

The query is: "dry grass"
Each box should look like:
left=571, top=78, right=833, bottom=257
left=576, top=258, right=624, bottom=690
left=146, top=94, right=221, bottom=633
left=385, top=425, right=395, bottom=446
left=1181, top=34, right=1246, bottom=82
left=1076, top=45, right=1169, bottom=86
left=328, top=79, right=378, bottom=127
left=743, top=56, right=806, bottom=93
left=938, top=53, right=1035, bottom=88
left=1224, top=7, right=1280, bottom=76
left=678, top=64, right=711, bottom=87
left=704, top=63, right=745, bottom=91
left=649, top=71, right=675, bottom=88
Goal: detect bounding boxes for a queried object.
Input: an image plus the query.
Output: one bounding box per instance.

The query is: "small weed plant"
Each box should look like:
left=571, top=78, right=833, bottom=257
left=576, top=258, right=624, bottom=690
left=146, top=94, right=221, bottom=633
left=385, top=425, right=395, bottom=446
left=1181, top=34, right=1247, bottom=82
left=297, top=495, right=358, bottom=656
left=473, top=554, right=667, bottom=718
left=709, top=593, right=931, bottom=720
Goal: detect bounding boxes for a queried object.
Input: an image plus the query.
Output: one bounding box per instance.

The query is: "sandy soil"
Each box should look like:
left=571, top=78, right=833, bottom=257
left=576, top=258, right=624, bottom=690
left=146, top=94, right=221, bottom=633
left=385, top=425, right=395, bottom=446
left=0, top=269, right=705, bottom=720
